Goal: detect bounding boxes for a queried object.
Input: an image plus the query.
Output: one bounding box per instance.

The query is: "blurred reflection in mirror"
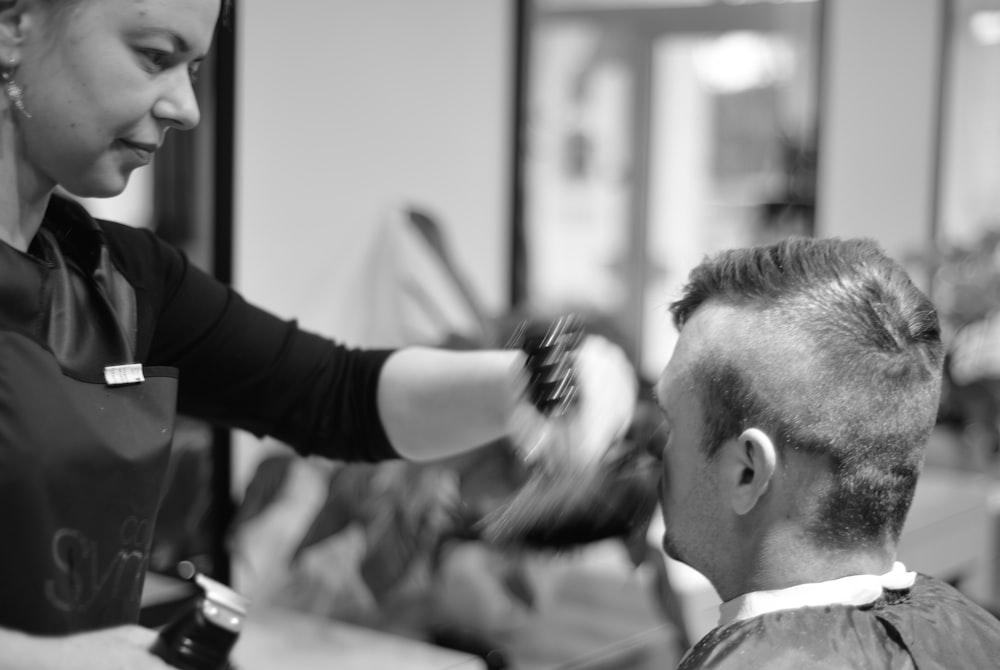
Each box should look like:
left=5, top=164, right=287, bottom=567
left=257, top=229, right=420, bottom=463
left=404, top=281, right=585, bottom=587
left=519, top=0, right=821, bottom=380
left=938, top=0, right=1000, bottom=246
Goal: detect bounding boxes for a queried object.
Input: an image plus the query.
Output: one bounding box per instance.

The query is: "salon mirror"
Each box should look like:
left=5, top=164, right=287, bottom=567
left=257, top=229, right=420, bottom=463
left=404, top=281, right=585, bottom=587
left=514, top=0, right=823, bottom=380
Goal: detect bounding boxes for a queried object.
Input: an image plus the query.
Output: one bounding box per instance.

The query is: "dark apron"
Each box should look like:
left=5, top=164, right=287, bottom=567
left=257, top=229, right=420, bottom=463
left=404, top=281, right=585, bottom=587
left=0, top=212, right=179, bottom=634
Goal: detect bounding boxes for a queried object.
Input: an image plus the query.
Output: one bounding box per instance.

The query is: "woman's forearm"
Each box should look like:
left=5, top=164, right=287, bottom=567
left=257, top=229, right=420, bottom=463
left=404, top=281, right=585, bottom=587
left=376, top=347, right=525, bottom=461
left=0, top=624, right=168, bottom=670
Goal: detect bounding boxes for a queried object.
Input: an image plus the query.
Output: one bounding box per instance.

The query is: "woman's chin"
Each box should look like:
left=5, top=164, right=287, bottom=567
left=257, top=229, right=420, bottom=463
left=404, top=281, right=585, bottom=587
left=61, top=170, right=133, bottom=200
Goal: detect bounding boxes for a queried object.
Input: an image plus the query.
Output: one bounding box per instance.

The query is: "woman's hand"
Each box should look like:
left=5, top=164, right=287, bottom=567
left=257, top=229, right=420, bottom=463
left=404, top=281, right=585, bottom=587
left=0, top=625, right=172, bottom=670
left=508, top=332, right=637, bottom=472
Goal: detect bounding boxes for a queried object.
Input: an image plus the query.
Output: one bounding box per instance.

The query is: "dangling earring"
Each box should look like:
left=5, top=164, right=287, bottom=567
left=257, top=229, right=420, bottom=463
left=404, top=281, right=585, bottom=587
left=2, top=59, right=31, bottom=119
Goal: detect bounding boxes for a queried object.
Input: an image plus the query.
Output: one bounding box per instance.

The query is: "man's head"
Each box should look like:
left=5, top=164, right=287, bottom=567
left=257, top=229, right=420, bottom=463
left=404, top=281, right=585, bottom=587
left=653, top=237, right=944, bottom=591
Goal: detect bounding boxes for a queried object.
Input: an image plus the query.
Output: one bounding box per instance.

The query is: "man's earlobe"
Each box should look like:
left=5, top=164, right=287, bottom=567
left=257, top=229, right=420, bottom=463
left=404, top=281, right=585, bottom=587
left=730, top=427, right=777, bottom=515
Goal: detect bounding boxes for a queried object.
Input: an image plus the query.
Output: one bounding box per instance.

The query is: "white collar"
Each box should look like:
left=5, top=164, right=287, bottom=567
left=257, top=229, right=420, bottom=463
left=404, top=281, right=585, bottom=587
left=717, top=562, right=916, bottom=627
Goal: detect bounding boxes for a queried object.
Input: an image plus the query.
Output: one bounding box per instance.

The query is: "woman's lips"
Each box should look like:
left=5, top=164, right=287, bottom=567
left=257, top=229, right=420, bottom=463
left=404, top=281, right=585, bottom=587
left=119, top=139, right=157, bottom=162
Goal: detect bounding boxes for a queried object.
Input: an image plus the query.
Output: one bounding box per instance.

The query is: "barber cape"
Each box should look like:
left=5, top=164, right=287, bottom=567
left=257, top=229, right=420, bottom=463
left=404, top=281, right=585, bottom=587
left=0, top=198, right=177, bottom=633
left=678, top=570, right=1000, bottom=669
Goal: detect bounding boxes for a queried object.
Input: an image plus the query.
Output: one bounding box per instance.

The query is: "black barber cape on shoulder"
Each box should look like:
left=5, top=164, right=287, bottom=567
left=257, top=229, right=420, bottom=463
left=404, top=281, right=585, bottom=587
left=678, top=574, right=1000, bottom=670
left=0, top=196, right=397, bottom=634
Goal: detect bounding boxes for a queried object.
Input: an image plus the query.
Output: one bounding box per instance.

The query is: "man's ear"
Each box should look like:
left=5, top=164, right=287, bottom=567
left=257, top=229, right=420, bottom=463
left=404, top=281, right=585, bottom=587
left=719, top=427, right=777, bottom=516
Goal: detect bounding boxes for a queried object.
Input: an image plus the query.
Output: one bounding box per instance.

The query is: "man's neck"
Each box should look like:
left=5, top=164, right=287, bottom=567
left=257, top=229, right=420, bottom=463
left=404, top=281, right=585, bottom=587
left=717, top=560, right=915, bottom=627
left=717, top=541, right=896, bottom=602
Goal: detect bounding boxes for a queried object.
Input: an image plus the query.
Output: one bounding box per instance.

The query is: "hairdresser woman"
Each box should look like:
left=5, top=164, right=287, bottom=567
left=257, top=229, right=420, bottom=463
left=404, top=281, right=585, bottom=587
left=0, top=0, right=635, bottom=667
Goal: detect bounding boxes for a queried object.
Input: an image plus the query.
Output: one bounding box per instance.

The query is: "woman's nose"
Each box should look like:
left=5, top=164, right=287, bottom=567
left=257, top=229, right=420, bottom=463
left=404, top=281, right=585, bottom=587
left=153, top=68, right=201, bottom=131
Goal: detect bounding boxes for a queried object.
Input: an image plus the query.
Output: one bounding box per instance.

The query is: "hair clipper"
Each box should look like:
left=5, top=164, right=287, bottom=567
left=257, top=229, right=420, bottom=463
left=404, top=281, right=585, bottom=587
left=150, top=567, right=248, bottom=670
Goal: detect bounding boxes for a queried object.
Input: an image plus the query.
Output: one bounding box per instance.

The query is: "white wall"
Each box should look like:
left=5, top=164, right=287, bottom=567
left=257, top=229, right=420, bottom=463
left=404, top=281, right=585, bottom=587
left=233, top=0, right=513, bottom=343
left=816, top=0, right=944, bottom=265
left=231, top=0, right=514, bottom=492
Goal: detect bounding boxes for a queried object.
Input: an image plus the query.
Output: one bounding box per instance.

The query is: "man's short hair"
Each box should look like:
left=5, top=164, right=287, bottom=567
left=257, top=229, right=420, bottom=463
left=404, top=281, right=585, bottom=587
left=670, top=237, right=944, bottom=550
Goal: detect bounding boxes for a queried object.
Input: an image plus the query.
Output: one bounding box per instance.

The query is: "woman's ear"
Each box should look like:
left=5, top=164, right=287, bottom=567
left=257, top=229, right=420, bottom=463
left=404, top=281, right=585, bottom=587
left=0, top=0, right=30, bottom=55
left=719, top=427, right=777, bottom=516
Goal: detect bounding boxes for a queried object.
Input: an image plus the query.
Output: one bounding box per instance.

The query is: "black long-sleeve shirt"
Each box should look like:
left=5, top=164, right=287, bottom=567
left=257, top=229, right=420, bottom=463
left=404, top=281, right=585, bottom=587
left=0, top=195, right=405, bottom=634
left=35, top=195, right=399, bottom=462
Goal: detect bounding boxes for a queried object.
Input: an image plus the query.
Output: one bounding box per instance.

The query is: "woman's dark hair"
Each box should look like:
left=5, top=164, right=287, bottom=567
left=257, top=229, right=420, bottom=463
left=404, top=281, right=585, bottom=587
left=670, top=237, right=944, bottom=550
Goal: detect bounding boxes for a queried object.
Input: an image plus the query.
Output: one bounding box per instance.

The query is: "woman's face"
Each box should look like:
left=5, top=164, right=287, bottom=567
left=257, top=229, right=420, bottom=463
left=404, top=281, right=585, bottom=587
left=16, top=0, right=221, bottom=198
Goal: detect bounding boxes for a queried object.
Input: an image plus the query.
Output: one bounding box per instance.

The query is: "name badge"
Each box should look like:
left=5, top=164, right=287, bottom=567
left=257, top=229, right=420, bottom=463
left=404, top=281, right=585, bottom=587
left=104, top=364, right=145, bottom=386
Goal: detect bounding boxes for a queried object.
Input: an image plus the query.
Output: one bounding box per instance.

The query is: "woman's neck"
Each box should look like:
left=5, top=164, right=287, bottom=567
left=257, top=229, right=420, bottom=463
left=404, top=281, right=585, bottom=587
left=0, top=194, right=50, bottom=252
left=0, top=122, right=54, bottom=251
